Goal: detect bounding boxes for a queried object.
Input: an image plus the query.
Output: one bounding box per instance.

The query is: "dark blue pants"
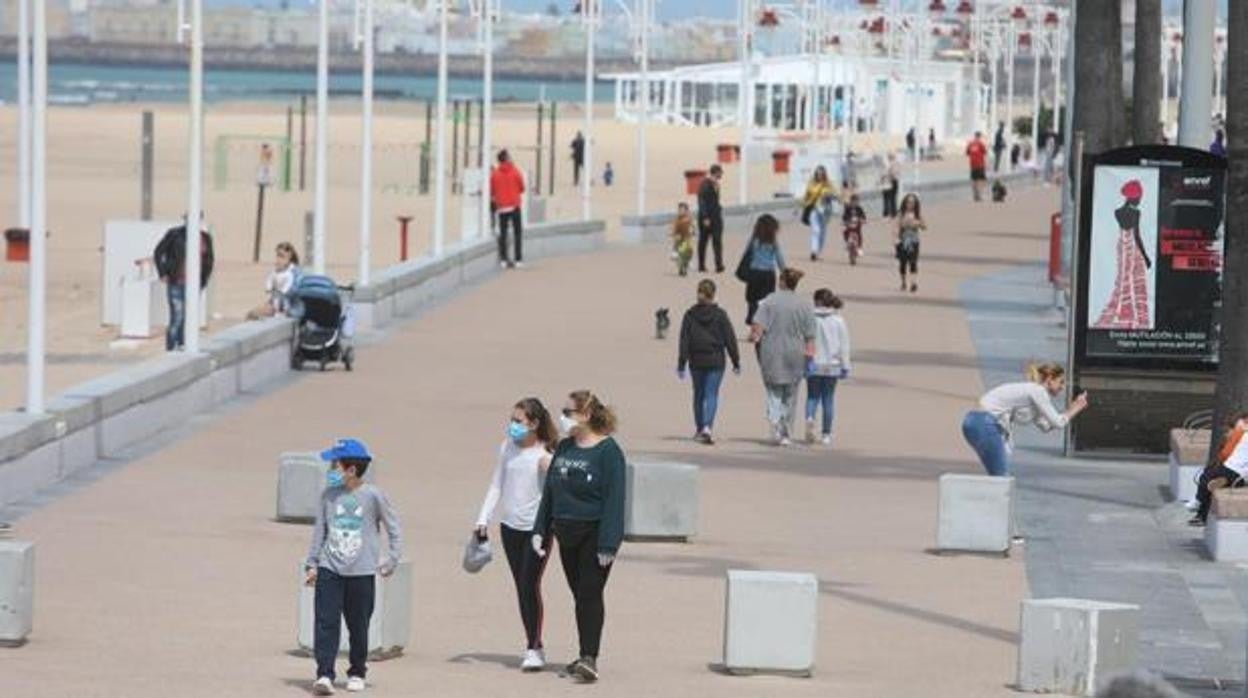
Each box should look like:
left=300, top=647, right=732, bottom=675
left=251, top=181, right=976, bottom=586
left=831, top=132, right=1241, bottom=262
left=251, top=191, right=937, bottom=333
left=165, top=283, right=185, bottom=351
left=690, top=368, right=725, bottom=433
left=314, top=568, right=375, bottom=681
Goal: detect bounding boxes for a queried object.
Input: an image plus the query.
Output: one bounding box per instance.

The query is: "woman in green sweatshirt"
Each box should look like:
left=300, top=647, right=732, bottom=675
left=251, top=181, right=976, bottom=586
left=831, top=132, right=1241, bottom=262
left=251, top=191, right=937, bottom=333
left=532, top=390, right=627, bottom=684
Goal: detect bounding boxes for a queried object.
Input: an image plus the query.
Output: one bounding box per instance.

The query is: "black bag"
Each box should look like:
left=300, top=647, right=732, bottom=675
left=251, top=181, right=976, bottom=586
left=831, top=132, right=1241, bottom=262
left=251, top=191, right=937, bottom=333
left=734, top=240, right=754, bottom=282
left=800, top=204, right=813, bottom=226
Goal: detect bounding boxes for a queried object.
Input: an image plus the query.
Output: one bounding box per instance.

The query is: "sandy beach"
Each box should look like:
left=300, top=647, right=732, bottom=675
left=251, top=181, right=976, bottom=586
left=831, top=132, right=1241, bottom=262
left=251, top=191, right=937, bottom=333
left=0, top=99, right=973, bottom=406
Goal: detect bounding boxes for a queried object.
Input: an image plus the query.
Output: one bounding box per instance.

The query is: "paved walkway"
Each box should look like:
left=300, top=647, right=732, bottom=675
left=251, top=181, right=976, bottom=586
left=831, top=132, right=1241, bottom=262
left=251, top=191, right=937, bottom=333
left=963, top=263, right=1248, bottom=697
left=2, top=186, right=1062, bottom=697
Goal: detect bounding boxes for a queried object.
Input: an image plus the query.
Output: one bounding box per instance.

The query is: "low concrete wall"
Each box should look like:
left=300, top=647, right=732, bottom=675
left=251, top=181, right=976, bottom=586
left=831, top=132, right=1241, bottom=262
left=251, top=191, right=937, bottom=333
left=352, top=219, right=606, bottom=333
left=619, top=170, right=1039, bottom=245
left=0, top=219, right=607, bottom=512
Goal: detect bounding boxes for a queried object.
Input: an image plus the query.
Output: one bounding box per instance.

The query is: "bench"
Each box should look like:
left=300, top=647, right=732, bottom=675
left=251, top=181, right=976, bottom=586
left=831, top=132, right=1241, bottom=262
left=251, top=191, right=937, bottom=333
left=1168, top=427, right=1210, bottom=503
left=1204, top=489, right=1248, bottom=562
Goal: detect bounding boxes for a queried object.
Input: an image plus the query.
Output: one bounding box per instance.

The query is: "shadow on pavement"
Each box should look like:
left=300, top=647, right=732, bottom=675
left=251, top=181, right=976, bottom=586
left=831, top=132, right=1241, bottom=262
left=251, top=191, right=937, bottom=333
left=639, top=448, right=975, bottom=482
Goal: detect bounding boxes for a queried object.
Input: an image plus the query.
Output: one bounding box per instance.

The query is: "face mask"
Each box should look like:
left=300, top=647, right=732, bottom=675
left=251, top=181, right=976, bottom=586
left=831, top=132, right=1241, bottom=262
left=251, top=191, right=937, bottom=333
left=507, top=421, right=531, bottom=444
left=326, top=469, right=345, bottom=488
left=558, top=413, right=580, bottom=436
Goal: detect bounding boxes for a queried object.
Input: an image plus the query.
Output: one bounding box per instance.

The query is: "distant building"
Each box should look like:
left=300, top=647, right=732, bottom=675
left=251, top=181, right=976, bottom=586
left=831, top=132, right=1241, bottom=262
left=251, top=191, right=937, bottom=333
left=0, top=0, right=74, bottom=40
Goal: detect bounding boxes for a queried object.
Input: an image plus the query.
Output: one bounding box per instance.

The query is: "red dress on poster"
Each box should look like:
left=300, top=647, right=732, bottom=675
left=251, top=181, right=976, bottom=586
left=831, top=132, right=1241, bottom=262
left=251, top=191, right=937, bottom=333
left=1094, top=180, right=1153, bottom=329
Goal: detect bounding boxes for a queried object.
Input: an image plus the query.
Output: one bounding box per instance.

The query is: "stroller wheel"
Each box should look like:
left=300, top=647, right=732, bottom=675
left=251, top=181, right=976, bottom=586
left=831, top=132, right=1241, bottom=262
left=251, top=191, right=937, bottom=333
left=343, top=348, right=355, bottom=372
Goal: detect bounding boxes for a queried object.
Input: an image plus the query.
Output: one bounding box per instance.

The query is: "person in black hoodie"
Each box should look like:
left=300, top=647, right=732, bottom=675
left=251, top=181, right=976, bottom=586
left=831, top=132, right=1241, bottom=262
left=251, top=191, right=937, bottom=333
left=696, top=164, right=725, bottom=273
left=153, top=217, right=215, bottom=351
left=531, top=390, right=626, bottom=684
left=677, top=279, right=741, bottom=444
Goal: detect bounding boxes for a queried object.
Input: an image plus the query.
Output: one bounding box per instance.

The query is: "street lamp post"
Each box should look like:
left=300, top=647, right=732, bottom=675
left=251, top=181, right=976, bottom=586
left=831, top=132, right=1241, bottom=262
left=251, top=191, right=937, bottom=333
left=313, top=0, right=328, bottom=273
left=26, top=0, right=47, bottom=414
left=581, top=0, right=598, bottom=222
left=184, top=0, right=204, bottom=354
left=357, top=0, right=374, bottom=285
left=477, top=0, right=497, bottom=239
left=635, top=0, right=651, bottom=216
left=432, top=0, right=449, bottom=257
left=739, top=0, right=754, bottom=204
left=17, top=0, right=31, bottom=230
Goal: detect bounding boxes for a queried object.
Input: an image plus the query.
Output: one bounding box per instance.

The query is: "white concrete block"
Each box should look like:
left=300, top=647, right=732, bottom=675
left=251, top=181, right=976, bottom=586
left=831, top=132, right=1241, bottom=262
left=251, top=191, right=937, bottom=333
left=937, top=474, right=1014, bottom=554
left=625, top=461, right=699, bottom=541
left=0, top=541, right=35, bottom=645
left=1204, top=514, right=1248, bottom=562
left=1168, top=453, right=1201, bottom=503
left=723, top=570, right=818, bottom=676
left=277, top=452, right=326, bottom=523
left=1017, top=598, right=1138, bottom=696
left=297, top=560, right=412, bottom=658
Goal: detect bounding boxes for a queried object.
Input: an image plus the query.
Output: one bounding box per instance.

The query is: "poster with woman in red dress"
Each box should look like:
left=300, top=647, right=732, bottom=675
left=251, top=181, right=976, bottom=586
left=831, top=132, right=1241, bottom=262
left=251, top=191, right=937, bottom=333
left=1089, top=168, right=1159, bottom=331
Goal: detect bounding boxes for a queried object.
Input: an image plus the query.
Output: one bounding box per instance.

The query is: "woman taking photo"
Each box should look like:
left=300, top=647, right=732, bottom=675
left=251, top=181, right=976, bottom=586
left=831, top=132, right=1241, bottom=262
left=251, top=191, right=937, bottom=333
left=894, top=193, right=926, bottom=293
left=737, top=214, right=786, bottom=326
left=532, top=391, right=627, bottom=684
left=962, top=363, right=1089, bottom=476
left=474, top=398, right=560, bottom=672
left=678, top=279, right=741, bottom=445
left=801, top=166, right=836, bottom=261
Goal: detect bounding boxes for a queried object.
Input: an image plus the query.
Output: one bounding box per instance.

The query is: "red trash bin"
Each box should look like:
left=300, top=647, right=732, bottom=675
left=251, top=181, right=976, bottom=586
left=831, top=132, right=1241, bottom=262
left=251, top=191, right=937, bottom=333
left=4, top=228, right=30, bottom=263
left=1048, top=212, right=1062, bottom=284
left=772, top=150, right=792, bottom=174
left=716, top=143, right=739, bottom=164
left=684, top=169, right=708, bottom=196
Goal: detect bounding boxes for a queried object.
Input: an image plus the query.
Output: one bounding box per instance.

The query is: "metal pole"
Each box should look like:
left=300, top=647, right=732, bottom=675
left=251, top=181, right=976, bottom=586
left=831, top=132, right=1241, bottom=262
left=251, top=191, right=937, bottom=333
left=549, top=101, right=556, bottom=195
left=1006, top=33, right=1016, bottom=164
left=141, top=111, right=154, bottom=220
left=1053, top=14, right=1062, bottom=133
left=185, top=0, right=203, bottom=353
left=972, top=5, right=981, bottom=132
left=358, top=0, right=374, bottom=286
left=452, top=101, right=461, bottom=195
left=26, top=0, right=47, bottom=414
left=299, top=94, right=307, bottom=191
left=738, top=0, right=751, bottom=204
left=1030, top=29, right=1040, bottom=159
left=582, top=0, right=595, bottom=221
left=535, top=101, right=544, bottom=196
left=1177, top=0, right=1214, bottom=148
left=313, top=0, right=328, bottom=273
left=283, top=105, right=293, bottom=191
left=463, top=99, right=473, bottom=171
left=636, top=0, right=650, bottom=216
left=17, top=0, right=31, bottom=229
left=433, top=0, right=449, bottom=257
left=1160, top=40, right=1170, bottom=131
left=482, top=0, right=494, bottom=241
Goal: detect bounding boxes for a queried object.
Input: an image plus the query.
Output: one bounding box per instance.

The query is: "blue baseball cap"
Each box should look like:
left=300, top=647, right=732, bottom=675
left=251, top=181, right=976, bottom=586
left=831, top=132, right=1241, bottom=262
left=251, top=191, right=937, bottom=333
left=320, top=438, right=372, bottom=463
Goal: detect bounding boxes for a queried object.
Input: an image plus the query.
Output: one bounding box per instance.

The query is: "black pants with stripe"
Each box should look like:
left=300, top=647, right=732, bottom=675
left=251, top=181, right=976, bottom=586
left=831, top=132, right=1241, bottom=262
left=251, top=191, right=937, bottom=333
left=501, top=523, right=549, bottom=650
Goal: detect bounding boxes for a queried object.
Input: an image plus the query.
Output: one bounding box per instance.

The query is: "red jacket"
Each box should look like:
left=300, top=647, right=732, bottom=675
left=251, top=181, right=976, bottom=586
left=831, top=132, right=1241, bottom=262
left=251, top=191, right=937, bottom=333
left=490, top=162, right=526, bottom=210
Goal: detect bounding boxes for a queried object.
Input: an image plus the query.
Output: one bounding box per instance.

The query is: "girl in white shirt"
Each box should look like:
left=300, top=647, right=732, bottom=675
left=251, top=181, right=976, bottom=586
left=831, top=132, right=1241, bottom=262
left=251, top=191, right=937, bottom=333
left=962, top=363, right=1089, bottom=476
left=474, top=398, right=558, bottom=671
left=247, top=241, right=299, bottom=320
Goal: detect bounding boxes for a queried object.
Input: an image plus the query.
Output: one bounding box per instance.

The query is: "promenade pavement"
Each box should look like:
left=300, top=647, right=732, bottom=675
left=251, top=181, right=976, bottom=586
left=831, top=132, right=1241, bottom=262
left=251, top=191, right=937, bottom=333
left=1, top=184, right=1060, bottom=697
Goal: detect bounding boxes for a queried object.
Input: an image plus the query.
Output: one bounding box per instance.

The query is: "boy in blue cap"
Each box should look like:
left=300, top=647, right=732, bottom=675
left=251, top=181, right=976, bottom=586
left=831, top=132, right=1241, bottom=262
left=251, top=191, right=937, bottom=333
left=305, top=438, right=403, bottom=695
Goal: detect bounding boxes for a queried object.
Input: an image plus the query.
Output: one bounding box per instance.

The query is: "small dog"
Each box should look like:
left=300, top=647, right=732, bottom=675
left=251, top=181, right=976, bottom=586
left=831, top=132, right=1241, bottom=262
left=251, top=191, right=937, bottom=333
left=655, top=308, right=671, bottom=340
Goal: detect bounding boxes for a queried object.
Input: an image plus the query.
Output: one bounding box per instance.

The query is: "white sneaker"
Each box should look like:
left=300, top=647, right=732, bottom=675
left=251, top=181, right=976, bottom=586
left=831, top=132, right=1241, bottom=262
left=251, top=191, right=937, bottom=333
left=521, top=648, right=546, bottom=672
left=778, top=436, right=792, bottom=447
left=499, top=260, right=509, bottom=269
left=820, top=434, right=832, bottom=446
left=313, top=677, right=335, bottom=696
left=1184, top=498, right=1200, bottom=512
left=804, top=419, right=816, bottom=444
left=515, top=261, right=525, bottom=269
left=345, top=676, right=366, bottom=692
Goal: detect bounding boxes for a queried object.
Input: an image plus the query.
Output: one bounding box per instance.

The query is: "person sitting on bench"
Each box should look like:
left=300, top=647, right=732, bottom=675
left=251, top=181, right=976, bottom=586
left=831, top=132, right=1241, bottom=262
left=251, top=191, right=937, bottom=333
left=1191, top=413, right=1248, bottom=527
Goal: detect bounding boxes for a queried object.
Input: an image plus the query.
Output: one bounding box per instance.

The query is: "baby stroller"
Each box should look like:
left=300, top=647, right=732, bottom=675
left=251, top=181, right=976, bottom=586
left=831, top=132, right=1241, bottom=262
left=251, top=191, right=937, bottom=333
left=288, top=274, right=356, bottom=371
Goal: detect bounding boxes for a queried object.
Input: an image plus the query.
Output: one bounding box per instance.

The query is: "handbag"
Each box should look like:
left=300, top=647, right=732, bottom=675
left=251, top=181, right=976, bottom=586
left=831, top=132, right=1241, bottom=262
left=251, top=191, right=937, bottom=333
left=800, top=204, right=813, bottom=226
left=734, top=239, right=755, bottom=282
left=461, top=532, right=492, bottom=574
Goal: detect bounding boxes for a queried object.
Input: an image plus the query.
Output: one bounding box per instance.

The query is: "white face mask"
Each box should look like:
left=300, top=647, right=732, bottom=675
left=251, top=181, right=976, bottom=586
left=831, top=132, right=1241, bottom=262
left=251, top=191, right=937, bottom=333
left=558, top=413, right=580, bottom=436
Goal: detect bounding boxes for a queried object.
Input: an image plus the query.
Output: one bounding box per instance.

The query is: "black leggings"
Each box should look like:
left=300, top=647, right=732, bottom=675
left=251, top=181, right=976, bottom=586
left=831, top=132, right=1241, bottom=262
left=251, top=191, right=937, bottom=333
left=553, top=519, right=613, bottom=659
left=744, top=269, right=777, bottom=326
left=1197, top=465, right=1246, bottom=520
left=897, top=243, right=919, bottom=276
left=497, top=209, right=523, bottom=263
left=500, top=523, right=550, bottom=650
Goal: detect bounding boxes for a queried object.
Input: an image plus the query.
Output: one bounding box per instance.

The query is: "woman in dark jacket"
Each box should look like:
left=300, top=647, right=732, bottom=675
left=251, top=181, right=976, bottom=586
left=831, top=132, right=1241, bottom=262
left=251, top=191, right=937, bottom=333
left=677, top=279, right=740, bottom=444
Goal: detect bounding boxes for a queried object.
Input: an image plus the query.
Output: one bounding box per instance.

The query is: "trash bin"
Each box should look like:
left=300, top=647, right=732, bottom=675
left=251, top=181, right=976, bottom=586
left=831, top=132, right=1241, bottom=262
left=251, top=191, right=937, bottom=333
left=684, top=169, right=708, bottom=196
left=772, top=150, right=792, bottom=174
left=4, top=228, right=30, bottom=263
left=717, top=144, right=739, bottom=164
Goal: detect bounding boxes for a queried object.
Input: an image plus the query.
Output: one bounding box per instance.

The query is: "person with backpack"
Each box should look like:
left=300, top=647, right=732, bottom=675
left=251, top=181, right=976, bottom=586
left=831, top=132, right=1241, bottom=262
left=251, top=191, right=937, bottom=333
left=736, top=214, right=786, bottom=326
left=677, top=279, right=741, bottom=445
left=153, top=217, right=215, bottom=351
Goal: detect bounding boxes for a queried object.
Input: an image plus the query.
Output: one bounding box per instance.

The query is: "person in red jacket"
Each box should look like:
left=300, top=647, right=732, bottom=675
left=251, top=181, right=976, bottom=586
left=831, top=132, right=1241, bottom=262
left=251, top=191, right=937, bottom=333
left=965, top=132, right=988, bottom=203
left=491, top=150, right=527, bottom=269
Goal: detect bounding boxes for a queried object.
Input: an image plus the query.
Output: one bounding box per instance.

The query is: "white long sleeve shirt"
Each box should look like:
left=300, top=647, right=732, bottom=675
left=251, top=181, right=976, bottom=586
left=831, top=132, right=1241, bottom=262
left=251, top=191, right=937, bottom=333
left=812, top=309, right=851, bottom=376
left=476, top=440, right=548, bottom=532
left=978, top=381, right=1068, bottom=446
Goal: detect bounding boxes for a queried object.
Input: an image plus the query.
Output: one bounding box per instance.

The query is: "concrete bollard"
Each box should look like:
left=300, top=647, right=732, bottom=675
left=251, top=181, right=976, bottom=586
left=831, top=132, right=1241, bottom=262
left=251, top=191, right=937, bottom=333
left=1168, top=428, right=1209, bottom=503
left=722, top=570, right=818, bottom=677
left=1203, top=490, right=1248, bottom=562
left=937, top=474, right=1014, bottom=555
left=1017, top=598, right=1138, bottom=696
left=297, top=560, right=412, bottom=660
left=0, top=540, right=35, bottom=646
left=625, top=461, right=699, bottom=541
left=276, top=452, right=326, bottom=523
